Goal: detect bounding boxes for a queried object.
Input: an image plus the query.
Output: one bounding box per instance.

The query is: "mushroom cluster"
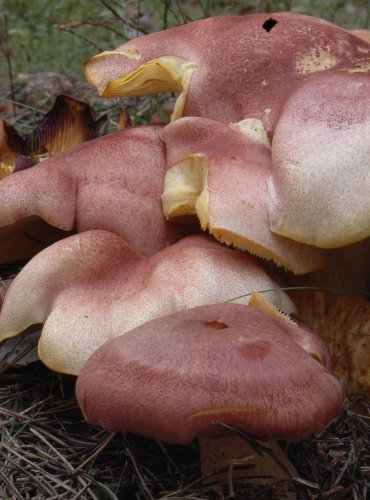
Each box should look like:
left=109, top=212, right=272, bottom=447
left=1, top=11, right=369, bottom=444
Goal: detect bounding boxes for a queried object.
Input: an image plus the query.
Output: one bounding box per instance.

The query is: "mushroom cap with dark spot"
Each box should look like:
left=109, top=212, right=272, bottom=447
left=76, top=303, right=344, bottom=444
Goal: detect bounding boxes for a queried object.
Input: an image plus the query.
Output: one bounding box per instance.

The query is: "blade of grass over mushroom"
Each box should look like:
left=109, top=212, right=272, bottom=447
left=0, top=231, right=295, bottom=375
left=224, top=285, right=370, bottom=304
left=162, top=117, right=327, bottom=274
left=84, top=13, right=370, bottom=131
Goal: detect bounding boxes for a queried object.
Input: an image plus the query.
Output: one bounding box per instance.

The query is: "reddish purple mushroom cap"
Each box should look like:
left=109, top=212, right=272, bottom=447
left=76, top=303, right=344, bottom=444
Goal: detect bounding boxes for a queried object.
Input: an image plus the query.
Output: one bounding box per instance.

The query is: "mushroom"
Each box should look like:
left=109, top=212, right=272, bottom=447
left=0, top=125, right=189, bottom=262
left=0, top=231, right=295, bottom=375
left=75, top=302, right=344, bottom=444
left=0, top=95, right=107, bottom=179
left=268, top=70, right=370, bottom=248
left=83, top=12, right=369, bottom=251
left=29, top=94, right=107, bottom=159
left=162, top=116, right=327, bottom=274
left=84, top=12, right=369, bottom=135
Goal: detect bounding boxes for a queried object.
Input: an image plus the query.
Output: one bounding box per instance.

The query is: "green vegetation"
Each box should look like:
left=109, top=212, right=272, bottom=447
left=1, top=0, right=369, bottom=81
left=1, top=0, right=369, bottom=128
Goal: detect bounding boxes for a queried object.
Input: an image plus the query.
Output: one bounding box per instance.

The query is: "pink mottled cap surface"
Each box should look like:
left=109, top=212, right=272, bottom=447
left=76, top=303, right=344, bottom=444
left=268, top=71, right=370, bottom=248
left=162, top=116, right=327, bottom=274
left=84, top=13, right=370, bottom=135
left=0, top=231, right=295, bottom=375
left=0, top=126, right=188, bottom=259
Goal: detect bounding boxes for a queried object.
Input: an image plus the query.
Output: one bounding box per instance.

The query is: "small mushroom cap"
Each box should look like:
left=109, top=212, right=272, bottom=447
left=76, top=303, right=344, bottom=444
left=162, top=116, right=327, bottom=274
left=0, top=95, right=106, bottom=181
left=0, top=231, right=295, bottom=375
left=268, top=71, right=370, bottom=248
left=84, top=13, right=369, bottom=133
left=0, top=126, right=187, bottom=260
left=30, top=94, right=107, bottom=157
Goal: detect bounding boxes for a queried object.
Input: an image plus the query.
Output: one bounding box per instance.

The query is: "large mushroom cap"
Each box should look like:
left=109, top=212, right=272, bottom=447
left=84, top=12, right=369, bottom=133
left=76, top=303, right=344, bottom=444
left=0, top=125, right=188, bottom=261
left=268, top=70, right=370, bottom=248
left=162, top=116, right=327, bottom=274
left=0, top=231, right=295, bottom=375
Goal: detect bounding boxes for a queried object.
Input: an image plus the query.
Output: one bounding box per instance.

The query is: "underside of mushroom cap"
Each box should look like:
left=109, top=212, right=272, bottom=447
left=268, top=70, right=370, bottom=248
left=0, top=217, right=68, bottom=265
left=162, top=116, right=327, bottom=274
left=76, top=303, right=344, bottom=444
left=1, top=95, right=107, bottom=182
left=84, top=13, right=370, bottom=132
left=30, top=94, right=108, bottom=157
left=0, top=231, right=295, bottom=375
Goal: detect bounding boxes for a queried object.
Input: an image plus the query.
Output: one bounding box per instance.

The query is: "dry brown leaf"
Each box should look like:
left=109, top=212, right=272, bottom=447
left=0, top=330, right=40, bottom=371
left=0, top=279, right=40, bottom=371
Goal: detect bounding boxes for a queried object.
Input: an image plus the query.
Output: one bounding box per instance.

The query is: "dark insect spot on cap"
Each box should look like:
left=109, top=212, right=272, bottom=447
left=262, top=18, right=278, bottom=32
left=204, top=320, right=228, bottom=329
